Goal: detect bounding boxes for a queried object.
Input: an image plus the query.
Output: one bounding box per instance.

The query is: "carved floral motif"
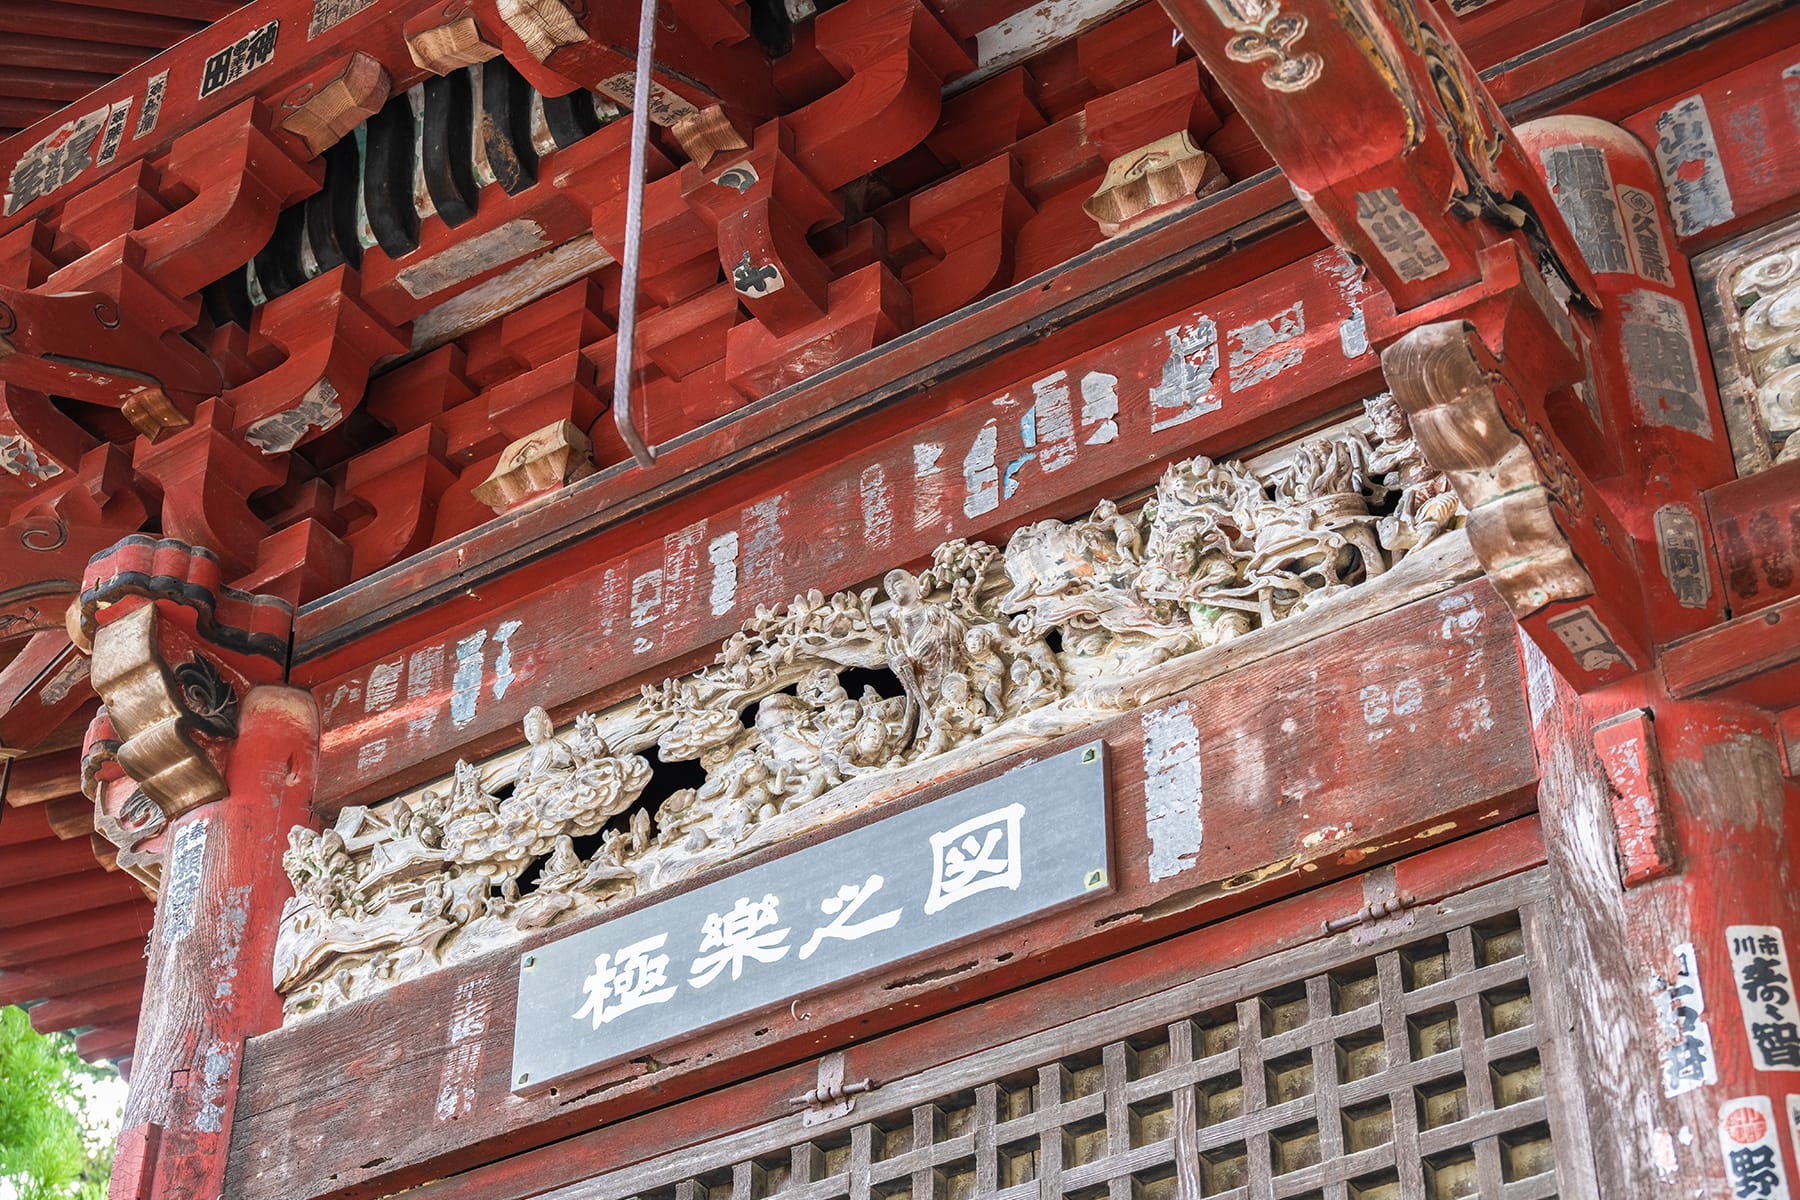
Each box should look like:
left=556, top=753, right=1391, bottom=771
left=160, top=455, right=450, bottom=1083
left=274, top=402, right=1464, bottom=1020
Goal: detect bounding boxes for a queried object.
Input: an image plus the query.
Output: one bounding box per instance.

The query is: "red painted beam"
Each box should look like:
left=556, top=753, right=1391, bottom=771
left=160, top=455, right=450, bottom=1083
left=0, top=901, right=151, bottom=966
left=0, top=6, right=204, bottom=48
left=75, top=1024, right=138, bottom=1064
left=0, top=832, right=108, bottom=884
left=0, top=801, right=53, bottom=846
left=43, top=794, right=96, bottom=840
left=0, top=749, right=80, bottom=805
left=1661, top=592, right=1800, bottom=709
left=0, top=937, right=146, bottom=1006
left=28, top=979, right=145, bottom=1036
left=0, top=869, right=149, bottom=929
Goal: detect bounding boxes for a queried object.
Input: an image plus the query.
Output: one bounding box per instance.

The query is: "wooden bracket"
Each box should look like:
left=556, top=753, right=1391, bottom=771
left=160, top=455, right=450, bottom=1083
left=1591, top=708, right=1678, bottom=887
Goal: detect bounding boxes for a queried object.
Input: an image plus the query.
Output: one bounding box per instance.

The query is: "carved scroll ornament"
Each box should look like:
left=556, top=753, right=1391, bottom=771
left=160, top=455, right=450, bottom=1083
left=75, top=535, right=293, bottom=879
left=274, top=402, right=1466, bottom=1020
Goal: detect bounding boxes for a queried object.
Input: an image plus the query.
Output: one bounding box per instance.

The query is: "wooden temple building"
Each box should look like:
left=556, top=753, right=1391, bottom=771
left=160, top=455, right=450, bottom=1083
left=2, top=0, right=1799, bottom=1196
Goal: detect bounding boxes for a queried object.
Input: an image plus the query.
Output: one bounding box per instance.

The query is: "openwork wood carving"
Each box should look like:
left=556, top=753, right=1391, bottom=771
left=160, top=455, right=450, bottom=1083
left=1698, top=215, right=1800, bottom=472
left=274, top=405, right=1465, bottom=1019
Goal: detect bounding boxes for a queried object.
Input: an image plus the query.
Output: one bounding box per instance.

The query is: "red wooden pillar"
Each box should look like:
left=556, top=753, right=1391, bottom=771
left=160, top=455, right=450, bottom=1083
left=68, top=537, right=318, bottom=1200
left=1529, top=635, right=1800, bottom=1195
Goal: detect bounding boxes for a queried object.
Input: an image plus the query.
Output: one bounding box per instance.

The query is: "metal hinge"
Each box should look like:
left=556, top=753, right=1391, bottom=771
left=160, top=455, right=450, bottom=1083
left=1321, top=867, right=1421, bottom=944
left=788, top=1051, right=878, bottom=1126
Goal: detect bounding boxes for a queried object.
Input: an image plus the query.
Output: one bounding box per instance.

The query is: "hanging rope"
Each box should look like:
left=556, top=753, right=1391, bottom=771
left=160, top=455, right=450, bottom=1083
left=612, top=0, right=660, bottom=468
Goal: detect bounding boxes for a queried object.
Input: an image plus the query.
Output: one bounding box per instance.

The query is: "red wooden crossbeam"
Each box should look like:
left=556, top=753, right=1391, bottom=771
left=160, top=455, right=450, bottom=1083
left=0, top=936, right=146, bottom=1006
left=0, top=828, right=108, bottom=884
left=0, top=867, right=149, bottom=928
left=0, top=900, right=152, bottom=967
left=26, top=978, right=146, bottom=1035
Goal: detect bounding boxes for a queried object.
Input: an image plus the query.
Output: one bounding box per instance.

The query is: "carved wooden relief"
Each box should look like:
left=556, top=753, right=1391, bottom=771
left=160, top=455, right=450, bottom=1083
left=274, top=402, right=1465, bottom=1019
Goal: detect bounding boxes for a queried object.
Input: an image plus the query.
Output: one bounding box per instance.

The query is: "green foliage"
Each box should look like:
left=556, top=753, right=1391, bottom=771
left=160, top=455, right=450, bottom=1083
left=0, top=1006, right=117, bottom=1200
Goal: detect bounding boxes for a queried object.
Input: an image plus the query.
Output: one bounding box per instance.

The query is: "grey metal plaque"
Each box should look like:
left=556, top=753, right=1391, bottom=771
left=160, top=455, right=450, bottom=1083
left=510, top=740, right=1112, bottom=1091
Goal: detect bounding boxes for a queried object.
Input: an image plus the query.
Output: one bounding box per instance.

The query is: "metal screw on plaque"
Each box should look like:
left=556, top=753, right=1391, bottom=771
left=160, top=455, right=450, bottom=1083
left=1081, top=747, right=1098, bottom=764
left=518, top=1072, right=530, bottom=1086
left=523, top=955, right=536, bottom=968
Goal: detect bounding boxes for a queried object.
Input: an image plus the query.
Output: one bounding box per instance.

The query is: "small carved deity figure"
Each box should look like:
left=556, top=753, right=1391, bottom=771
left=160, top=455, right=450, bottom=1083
left=1138, top=509, right=1254, bottom=646
left=882, top=567, right=969, bottom=748
left=534, top=835, right=585, bottom=893
left=1363, top=392, right=1461, bottom=554
left=925, top=672, right=986, bottom=755
left=580, top=826, right=642, bottom=893
left=517, top=707, right=576, bottom=789
left=754, top=692, right=832, bottom=799
left=962, top=625, right=1009, bottom=726
left=1083, top=498, right=1144, bottom=564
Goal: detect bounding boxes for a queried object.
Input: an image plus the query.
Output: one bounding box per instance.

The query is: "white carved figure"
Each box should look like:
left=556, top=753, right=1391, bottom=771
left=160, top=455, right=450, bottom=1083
left=273, top=405, right=1467, bottom=1021
left=882, top=567, right=970, bottom=749
left=1363, top=392, right=1463, bottom=553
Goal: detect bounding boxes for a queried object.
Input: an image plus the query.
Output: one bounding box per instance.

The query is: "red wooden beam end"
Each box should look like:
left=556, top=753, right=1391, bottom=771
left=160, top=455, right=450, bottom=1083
left=1591, top=708, right=1678, bottom=887
left=108, top=1122, right=159, bottom=1200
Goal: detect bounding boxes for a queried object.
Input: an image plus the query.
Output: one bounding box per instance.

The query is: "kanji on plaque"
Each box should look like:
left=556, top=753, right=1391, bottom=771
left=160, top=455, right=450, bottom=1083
left=572, top=934, right=677, bottom=1028
left=925, top=803, right=1024, bottom=914
left=1728, top=926, right=1800, bottom=1071
left=800, top=876, right=902, bottom=960
left=690, top=896, right=791, bottom=987
left=512, top=741, right=1110, bottom=1091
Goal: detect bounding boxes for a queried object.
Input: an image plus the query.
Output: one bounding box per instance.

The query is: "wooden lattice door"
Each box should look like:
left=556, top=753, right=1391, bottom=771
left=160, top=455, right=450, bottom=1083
left=537, top=870, right=1592, bottom=1200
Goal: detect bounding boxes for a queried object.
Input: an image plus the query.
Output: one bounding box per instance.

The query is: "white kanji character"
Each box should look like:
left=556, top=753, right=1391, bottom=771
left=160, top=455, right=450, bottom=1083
left=799, top=875, right=902, bottom=960
left=689, top=894, right=790, bottom=987
left=924, top=803, right=1024, bottom=915
left=571, top=933, right=678, bottom=1029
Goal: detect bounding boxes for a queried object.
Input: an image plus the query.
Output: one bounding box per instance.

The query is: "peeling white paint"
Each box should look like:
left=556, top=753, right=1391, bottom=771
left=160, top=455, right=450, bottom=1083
left=631, top=569, right=665, bottom=629
left=365, top=659, right=403, bottom=714
left=596, top=566, right=624, bottom=641
left=357, top=739, right=389, bottom=774
left=1079, top=371, right=1120, bottom=444
left=1653, top=96, right=1736, bottom=236
left=1228, top=302, right=1306, bottom=391
left=859, top=465, right=893, bottom=552
left=741, top=494, right=785, bottom=604
left=405, top=645, right=444, bottom=739
left=194, top=1039, right=238, bottom=1134
left=1142, top=702, right=1203, bottom=882
left=1652, top=1128, right=1679, bottom=1177
left=963, top=421, right=999, bottom=518
left=913, top=442, right=946, bottom=531
left=435, top=978, right=490, bottom=1122
left=491, top=619, right=523, bottom=700
left=1148, top=319, right=1220, bottom=431
left=661, top=521, right=708, bottom=632
left=211, top=884, right=251, bottom=1000
left=1325, top=250, right=1369, bottom=359
left=1520, top=633, right=1559, bottom=726
left=451, top=630, right=488, bottom=729
left=1033, top=371, right=1076, bottom=472
left=321, top=682, right=360, bottom=727
left=161, top=818, right=209, bottom=947
left=708, top=530, right=740, bottom=616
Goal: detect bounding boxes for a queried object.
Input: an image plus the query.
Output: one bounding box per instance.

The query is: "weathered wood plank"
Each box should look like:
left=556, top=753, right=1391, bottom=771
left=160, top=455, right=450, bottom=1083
left=300, top=246, right=1383, bottom=810
left=228, top=575, right=1538, bottom=1200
